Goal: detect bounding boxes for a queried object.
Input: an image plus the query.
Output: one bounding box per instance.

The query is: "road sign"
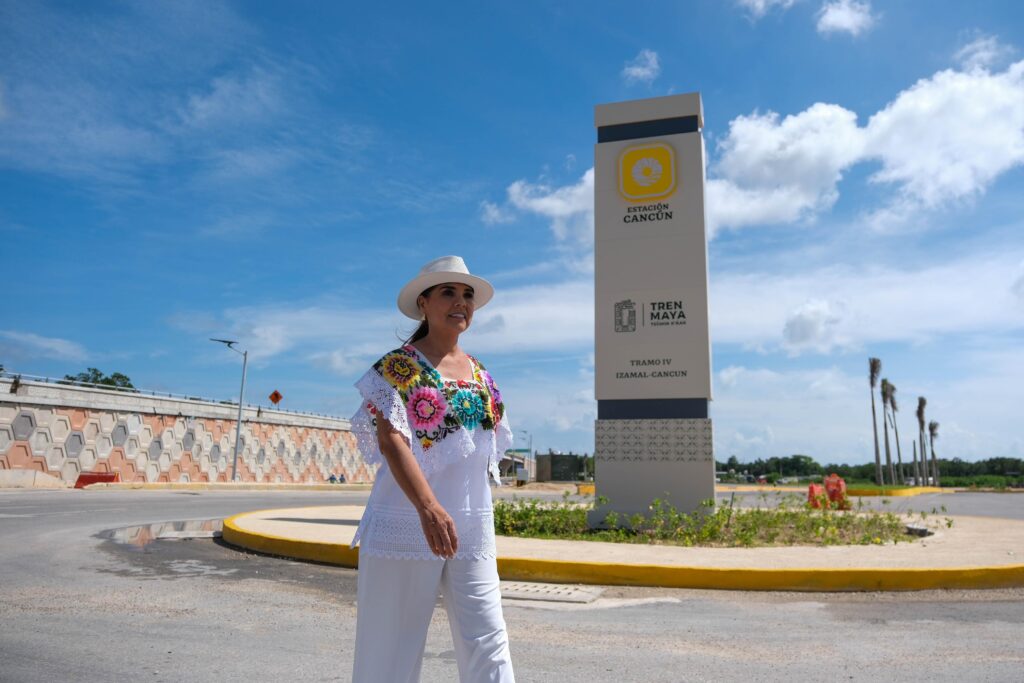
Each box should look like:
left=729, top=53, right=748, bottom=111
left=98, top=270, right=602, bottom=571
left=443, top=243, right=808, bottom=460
left=269, top=390, right=283, bottom=405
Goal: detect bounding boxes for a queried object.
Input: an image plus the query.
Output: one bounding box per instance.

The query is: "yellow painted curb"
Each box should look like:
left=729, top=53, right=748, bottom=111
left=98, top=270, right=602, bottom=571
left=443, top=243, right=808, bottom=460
left=86, top=482, right=372, bottom=491
left=220, top=508, right=1024, bottom=592
left=846, top=487, right=945, bottom=497
left=222, top=509, right=360, bottom=567
left=576, top=483, right=595, bottom=495
left=494, top=557, right=1024, bottom=592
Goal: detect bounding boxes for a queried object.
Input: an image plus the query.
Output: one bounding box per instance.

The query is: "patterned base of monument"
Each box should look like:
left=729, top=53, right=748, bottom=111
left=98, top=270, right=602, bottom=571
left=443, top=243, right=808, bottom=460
left=588, top=416, right=715, bottom=525
left=589, top=93, right=715, bottom=526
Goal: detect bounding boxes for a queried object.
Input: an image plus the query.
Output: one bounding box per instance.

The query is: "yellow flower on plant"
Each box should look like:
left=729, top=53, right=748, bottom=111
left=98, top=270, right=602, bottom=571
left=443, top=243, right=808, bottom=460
left=380, top=352, right=420, bottom=391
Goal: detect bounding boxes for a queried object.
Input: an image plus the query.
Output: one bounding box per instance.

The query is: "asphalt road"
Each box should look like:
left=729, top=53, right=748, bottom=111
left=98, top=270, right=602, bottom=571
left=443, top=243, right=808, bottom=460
left=1, top=488, right=1022, bottom=682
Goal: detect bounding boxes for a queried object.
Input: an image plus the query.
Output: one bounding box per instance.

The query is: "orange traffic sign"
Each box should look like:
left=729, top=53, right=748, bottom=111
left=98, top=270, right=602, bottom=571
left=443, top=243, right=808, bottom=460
left=269, top=390, right=283, bottom=405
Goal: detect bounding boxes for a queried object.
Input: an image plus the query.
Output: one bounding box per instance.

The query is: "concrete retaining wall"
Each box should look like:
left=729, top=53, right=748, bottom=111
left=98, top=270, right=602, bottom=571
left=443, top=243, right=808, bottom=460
left=0, top=378, right=374, bottom=484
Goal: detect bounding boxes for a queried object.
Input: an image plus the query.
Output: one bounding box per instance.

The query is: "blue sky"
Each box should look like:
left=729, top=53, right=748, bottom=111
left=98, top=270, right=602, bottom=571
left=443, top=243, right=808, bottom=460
left=2, top=0, right=1023, bottom=464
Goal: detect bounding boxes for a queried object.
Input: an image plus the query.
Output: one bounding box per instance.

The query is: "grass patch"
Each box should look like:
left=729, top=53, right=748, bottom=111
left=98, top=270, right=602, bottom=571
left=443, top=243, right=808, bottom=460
left=494, top=494, right=923, bottom=547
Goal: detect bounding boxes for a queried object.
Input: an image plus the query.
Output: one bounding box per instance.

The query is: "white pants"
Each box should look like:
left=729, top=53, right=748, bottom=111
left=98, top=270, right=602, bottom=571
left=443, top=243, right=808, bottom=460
left=352, top=555, right=515, bottom=683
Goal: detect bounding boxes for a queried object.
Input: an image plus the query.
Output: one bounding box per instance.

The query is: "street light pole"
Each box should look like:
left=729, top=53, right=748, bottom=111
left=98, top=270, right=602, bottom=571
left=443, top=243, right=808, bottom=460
left=517, top=429, right=533, bottom=473
left=211, top=339, right=248, bottom=482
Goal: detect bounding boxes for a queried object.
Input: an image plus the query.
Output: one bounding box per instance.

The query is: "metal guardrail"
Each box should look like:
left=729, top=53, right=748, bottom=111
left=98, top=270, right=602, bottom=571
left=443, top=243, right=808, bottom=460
left=0, top=370, right=344, bottom=421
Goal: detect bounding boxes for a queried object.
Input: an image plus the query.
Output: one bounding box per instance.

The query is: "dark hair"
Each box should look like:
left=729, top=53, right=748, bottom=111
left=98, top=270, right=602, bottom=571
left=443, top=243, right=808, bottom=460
left=403, top=286, right=436, bottom=344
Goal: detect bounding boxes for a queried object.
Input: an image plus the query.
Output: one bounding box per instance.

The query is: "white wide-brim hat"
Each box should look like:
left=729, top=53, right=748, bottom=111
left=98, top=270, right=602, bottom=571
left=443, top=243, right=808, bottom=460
left=397, top=255, right=494, bottom=320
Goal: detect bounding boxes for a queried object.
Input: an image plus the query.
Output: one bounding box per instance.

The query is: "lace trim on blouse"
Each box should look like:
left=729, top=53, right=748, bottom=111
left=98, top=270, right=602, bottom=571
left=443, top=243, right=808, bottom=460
left=355, top=507, right=497, bottom=561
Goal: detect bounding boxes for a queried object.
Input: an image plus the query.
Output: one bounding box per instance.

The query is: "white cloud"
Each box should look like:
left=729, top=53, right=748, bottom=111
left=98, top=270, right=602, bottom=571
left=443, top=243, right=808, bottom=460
left=506, top=168, right=595, bottom=251
left=816, top=0, right=875, bottom=37
left=1012, top=260, right=1024, bottom=306
left=181, top=276, right=594, bottom=376
left=707, top=58, right=1024, bottom=234
left=955, top=34, right=1015, bottom=71
left=498, top=355, right=596, bottom=439
left=707, top=103, right=864, bottom=235
left=864, top=61, right=1024, bottom=228
left=479, top=200, right=514, bottom=225
left=736, top=0, right=798, bottom=19
left=712, top=249, right=1024, bottom=351
left=488, top=55, right=1024, bottom=241
left=0, top=330, right=89, bottom=362
left=781, top=299, right=850, bottom=355
left=469, top=280, right=593, bottom=354
left=621, top=49, right=661, bottom=85
left=0, top=2, right=249, bottom=182
left=179, top=66, right=285, bottom=129
left=713, top=364, right=867, bottom=462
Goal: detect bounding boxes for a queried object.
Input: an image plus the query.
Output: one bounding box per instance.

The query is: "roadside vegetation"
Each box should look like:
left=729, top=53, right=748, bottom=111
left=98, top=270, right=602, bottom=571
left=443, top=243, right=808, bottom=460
left=715, top=452, right=1023, bottom=490
left=493, top=493, right=936, bottom=548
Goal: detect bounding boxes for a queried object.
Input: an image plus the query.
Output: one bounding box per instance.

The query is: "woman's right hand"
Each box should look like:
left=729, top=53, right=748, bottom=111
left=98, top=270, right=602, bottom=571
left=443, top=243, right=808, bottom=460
left=418, top=502, right=459, bottom=558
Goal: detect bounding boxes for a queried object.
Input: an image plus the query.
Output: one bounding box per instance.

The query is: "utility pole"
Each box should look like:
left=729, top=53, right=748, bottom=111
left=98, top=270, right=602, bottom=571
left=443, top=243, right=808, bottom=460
left=211, top=339, right=248, bottom=482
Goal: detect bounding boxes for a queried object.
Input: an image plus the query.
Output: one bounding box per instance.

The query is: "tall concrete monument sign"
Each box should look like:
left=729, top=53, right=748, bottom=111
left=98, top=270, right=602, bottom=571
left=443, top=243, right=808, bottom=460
left=591, top=92, right=714, bottom=523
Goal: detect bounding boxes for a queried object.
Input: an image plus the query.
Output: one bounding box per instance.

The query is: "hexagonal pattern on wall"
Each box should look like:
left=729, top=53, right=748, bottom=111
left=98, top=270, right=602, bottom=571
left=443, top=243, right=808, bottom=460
left=79, top=446, right=97, bottom=471
left=126, top=414, right=142, bottom=434
left=84, top=419, right=101, bottom=442
left=12, top=412, right=36, bottom=441
left=61, top=459, right=80, bottom=482
left=0, top=426, right=12, bottom=455
left=51, top=416, right=71, bottom=443
left=65, top=432, right=85, bottom=459
left=0, top=401, right=371, bottom=484
left=112, top=422, right=129, bottom=447
left=46, top=445, right=66, bottom=470
left=30, top=428, right=52, bottom=456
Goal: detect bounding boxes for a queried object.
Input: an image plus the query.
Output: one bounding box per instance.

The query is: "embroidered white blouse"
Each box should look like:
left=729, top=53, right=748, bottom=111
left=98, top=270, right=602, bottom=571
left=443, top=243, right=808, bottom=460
left=349, top=345, right=513, bottom=560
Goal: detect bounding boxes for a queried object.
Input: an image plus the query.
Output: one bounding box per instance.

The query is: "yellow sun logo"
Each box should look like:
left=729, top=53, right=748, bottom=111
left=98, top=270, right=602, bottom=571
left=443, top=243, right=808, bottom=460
left=619, top=142, right=676, bottom=201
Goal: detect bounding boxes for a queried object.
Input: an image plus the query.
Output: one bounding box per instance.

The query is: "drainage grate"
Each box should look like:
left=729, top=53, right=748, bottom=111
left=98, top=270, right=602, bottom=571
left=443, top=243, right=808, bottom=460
left=500, top=582, right=604, bottom=603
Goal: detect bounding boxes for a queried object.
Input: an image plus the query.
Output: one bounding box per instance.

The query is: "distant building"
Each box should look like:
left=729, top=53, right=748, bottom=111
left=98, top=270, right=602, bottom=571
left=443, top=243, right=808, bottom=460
left=499, top=450, right=535, bottom=481
left=535, top=450, right=590, bottom=482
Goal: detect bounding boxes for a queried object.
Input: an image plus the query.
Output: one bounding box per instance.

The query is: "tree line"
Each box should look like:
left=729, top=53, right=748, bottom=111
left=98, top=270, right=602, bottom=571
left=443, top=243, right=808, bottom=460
left=716, top=454, right=1022, bottom=487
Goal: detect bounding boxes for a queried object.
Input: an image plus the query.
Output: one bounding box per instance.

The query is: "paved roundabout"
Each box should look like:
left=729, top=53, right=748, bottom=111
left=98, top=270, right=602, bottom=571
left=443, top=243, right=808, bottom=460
left=223, top=503, right=1024, bottom=592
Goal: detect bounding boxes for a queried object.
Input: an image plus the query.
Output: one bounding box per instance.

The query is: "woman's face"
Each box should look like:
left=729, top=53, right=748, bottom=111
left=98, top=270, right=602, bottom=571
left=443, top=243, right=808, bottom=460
left=418, top=282, right=475, bottom=334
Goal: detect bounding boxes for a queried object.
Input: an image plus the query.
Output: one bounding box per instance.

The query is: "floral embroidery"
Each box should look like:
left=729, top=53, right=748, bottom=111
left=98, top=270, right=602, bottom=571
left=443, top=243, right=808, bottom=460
left=380, top=351, right=421, bottom=391
left=450, top=388, right=485, bottom=430
left=369, top=345, right=506, bottom=451
left=471, top=357, right=505, bottom=427
left=407, top=386, right=446, bottom=432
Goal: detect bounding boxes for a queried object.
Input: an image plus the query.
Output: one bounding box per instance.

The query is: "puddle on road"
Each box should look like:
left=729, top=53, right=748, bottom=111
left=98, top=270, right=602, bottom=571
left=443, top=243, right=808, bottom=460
left=96, top=517, right=359, bottom=595
left=98, top=518, right=223, bottom=551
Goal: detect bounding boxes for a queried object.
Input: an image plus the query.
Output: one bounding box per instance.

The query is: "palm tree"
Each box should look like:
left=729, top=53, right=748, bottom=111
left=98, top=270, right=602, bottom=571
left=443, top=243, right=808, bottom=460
left=912, top=440, right=920, bottom=486
left=916, top=397, right=927, bottom=486
left=881, top=379, right=896, bottom=486
left=928, top=420, right=941, bottom=487
left=869, top=358, right=884, bottom=485
left=888, top=384, right=906, bottom=485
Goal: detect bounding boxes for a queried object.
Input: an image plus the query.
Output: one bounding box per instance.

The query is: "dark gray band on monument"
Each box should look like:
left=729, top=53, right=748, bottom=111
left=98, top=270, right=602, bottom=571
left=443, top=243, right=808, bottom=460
left=598, top=398, right=709, bottom=420
left=597, top=115, right=700, bottom=143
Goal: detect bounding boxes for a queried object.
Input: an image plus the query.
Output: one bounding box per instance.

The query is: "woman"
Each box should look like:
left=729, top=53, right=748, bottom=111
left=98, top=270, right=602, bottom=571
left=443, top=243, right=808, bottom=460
left=350, top=255, right=515, bottom=682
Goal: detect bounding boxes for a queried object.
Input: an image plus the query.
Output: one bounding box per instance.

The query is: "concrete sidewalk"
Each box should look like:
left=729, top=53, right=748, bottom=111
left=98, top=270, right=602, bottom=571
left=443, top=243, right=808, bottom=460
left=222, top=504, right=1024, bottom=592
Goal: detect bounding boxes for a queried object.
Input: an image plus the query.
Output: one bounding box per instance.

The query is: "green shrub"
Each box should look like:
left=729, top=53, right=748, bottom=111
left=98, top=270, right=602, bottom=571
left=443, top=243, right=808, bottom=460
left=493, top=493, right=915, bottom=547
